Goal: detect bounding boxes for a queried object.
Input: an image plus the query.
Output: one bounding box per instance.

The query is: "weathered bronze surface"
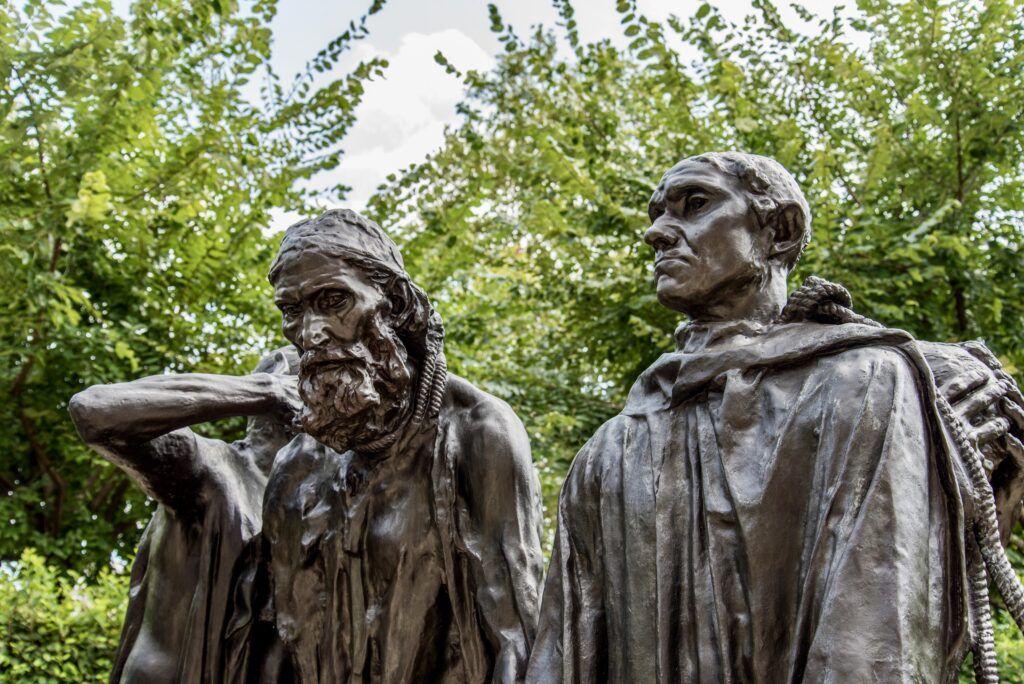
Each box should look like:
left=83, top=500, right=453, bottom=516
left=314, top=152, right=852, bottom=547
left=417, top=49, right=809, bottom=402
left=232, top=210, right=545, bottom=683
left=70, top=210, right=545, bottom=683
left=69, top=347, right=300, bottom=683
left=527, top=152, right=1024, bottom=683
left=69, top=157, right=1024, bottom=683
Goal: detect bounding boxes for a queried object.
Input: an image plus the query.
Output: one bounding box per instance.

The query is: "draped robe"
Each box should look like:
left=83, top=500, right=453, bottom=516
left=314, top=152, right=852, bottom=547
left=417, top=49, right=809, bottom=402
left=528, top=321, right=970, bottom=683
left=110, top=433, right=267, bottom=684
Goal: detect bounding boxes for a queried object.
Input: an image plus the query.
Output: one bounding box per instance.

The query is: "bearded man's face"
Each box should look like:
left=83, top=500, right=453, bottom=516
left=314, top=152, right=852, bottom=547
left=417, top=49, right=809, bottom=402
left=272, top=249, right=415, bottom=453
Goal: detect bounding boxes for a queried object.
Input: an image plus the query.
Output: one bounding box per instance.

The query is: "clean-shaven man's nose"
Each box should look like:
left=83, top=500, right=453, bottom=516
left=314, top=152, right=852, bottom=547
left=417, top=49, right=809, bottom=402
left=644, top=217, right=681, bottom=252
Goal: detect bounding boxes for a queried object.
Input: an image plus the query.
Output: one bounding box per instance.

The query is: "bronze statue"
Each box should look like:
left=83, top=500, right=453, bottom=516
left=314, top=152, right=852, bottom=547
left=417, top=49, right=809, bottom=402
left=68, top=347, right=300, bottom=683
left=239, top=209, right=545, bottom=682
left=528, top=152, right=1024, bottom=682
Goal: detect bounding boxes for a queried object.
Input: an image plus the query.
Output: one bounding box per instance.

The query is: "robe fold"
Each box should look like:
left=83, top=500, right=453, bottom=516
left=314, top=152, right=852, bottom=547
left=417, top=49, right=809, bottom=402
left=110, top=434, right=267, bottom=684
left=528, top=321, right=970, bottom=683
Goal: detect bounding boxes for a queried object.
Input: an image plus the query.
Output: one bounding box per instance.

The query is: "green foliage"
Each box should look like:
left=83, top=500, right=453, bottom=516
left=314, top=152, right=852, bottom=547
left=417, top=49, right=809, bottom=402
left=1, top=0, right=1023, bottom=675
left=0, top=549, right=127, bottom=682
left=0, top=0, right=386, bottom=573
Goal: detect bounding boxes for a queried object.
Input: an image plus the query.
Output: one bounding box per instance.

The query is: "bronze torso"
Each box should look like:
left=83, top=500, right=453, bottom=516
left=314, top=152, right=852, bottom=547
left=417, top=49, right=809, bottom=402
left=263, top=430, right=458, bottom=683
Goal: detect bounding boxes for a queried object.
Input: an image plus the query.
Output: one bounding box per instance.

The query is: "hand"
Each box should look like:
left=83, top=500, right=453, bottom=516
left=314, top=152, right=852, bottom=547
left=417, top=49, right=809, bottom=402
left=924, top=339, right=1024, bottom=544
left=266, top=372, right=303, bottom=432
left=932, top=344, right=1021, bottom=467
left=955, top=342, right=1024, bottom=459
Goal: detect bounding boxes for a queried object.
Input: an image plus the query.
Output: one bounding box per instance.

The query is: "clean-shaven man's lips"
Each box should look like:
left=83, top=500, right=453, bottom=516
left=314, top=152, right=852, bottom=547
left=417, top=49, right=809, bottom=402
left=654, top=255, right=692, bottom=276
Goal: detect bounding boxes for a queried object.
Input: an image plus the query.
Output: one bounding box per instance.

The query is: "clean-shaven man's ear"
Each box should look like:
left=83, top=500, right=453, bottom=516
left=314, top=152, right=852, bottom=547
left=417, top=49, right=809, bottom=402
left=768, top=204, right=804, bottom=262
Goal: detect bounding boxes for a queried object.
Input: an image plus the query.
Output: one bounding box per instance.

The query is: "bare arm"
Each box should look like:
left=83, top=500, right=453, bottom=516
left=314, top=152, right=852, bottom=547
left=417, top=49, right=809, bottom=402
left=69, top=373, right=297, bottom=446
left=68, top=372, right=299, bottom=510
left=459, top=399, right=545, bottom=683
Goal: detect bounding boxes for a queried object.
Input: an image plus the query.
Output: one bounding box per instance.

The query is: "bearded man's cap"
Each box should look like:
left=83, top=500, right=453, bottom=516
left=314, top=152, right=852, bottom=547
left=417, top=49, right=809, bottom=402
left=269, top=209, right=405, bottom=281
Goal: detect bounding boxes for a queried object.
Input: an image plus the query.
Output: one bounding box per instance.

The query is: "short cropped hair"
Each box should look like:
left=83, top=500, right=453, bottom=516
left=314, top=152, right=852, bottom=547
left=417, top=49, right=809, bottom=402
left=650, top=152, right=812, bottom=268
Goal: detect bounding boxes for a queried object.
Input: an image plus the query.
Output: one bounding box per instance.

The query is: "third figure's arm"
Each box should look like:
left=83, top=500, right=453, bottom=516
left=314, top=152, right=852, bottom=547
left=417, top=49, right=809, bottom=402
left=458, top=397, right=545, bottom=683
left=69, top=370, right=300, bottom=509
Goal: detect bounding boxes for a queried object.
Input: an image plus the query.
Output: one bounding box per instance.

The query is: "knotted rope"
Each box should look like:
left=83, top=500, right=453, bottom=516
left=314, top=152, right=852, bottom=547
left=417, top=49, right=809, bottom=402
left=357, top=312, right=448, bottom=453
left=781, top=275, right=1024, bottom=682
left=780, top=275, right=881, bottom=327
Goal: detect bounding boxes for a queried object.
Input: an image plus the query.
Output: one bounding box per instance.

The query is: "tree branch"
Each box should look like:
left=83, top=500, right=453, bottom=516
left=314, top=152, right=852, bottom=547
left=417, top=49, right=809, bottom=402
left=102, top=479, right=131, bottom=523
left=13, top=70, right=54, bottom=204
left=18, top=409, right=65, bottom=535
left=89, top=473, right=123, bottom=514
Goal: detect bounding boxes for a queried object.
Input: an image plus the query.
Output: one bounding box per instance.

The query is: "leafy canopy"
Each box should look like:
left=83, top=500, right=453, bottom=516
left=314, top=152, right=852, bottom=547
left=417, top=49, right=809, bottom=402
left=369, top=0, right=1024, bottom=546
left=0, top=0, right=386, bottom=572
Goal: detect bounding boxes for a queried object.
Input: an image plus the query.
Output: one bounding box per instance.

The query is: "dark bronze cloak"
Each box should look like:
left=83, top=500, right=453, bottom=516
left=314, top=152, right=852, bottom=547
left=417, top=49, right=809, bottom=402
left=110, top=435, right=267, bottom=683
left=528, top=322, right=970, bottom=683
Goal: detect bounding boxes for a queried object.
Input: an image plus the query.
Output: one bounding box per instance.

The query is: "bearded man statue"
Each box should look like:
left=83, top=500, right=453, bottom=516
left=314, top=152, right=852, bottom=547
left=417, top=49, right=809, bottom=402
left=238, top=209, right=544, bottom=683
left=527, top=152, right=1024, bottom=683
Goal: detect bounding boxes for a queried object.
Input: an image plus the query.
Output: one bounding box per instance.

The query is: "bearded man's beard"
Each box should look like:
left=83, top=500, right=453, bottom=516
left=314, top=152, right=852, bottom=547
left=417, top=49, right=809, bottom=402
left=297, top=316, right=416, bottom=453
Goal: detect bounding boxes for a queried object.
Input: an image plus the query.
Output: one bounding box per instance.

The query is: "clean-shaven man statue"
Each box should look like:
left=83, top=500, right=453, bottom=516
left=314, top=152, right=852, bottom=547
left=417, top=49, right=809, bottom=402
left=250, top=209, right=544, bottom=682
left=528, top=152, right=1024, bottom=682
left=69, top=347, right=300, bottom=683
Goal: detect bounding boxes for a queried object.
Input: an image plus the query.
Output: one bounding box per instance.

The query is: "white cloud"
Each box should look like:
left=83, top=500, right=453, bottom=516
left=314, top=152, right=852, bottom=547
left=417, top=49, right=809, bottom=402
left=305, top=28, right=494, bottom=214
left=254, top=1, right=850, bottom=235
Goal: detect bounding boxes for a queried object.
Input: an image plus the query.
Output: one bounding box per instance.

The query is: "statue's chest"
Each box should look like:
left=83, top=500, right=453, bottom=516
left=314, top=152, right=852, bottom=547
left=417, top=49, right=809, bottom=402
left=342, top=467, right=441, bottom=580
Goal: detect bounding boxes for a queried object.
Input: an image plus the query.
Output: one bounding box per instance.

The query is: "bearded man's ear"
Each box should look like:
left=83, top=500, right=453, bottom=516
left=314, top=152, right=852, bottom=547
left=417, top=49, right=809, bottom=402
left=386, top=277, right=416, bottom=331
left=386, top=275, right=432, bottom=349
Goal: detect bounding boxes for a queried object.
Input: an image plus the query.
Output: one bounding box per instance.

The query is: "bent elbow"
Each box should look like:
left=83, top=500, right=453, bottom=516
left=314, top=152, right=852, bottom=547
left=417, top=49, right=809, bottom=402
left=68, top=388, right=109, bottom=445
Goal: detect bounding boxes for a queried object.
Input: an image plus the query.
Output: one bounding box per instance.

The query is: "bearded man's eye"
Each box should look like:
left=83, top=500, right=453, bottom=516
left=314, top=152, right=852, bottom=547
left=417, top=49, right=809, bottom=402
left=320, top=290, right=350, bottom=310
left=685, top=195, right=707, bottom=214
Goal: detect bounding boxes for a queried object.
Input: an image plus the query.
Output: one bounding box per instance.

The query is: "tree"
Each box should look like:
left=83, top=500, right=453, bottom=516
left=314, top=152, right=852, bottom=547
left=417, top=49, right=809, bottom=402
left=0, top=0, right=386, bottom=573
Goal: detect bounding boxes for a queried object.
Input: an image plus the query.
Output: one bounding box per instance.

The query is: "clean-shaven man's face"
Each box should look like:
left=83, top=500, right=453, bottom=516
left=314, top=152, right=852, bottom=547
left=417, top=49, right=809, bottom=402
left=644, top=161, right=774, bottom=320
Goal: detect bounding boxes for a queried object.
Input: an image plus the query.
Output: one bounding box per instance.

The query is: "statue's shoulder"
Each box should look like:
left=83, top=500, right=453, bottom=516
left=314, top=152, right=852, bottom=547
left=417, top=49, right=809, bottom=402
left=440, top=373, right=532, bottom=475
left=808, top=337, right=919, bottom=387
left=577, top=413, right=634, bottom=467
left=442, top=373, right=524, bottom=433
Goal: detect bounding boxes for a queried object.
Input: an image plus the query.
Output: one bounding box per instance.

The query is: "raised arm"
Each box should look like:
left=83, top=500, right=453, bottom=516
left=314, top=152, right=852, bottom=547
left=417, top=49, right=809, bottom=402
left=70, top=372, right=297, bottom=446
left=68, top=370, right=299, bottom=509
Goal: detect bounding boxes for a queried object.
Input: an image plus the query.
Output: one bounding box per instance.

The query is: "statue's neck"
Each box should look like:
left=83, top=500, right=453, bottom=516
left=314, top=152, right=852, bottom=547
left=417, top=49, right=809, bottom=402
left=688, top=267, right=788, bottom=327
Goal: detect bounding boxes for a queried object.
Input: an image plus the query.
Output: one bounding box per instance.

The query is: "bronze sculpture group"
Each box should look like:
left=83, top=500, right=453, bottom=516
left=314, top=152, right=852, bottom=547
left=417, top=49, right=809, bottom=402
left=70, top=152, right=1024, bottom=683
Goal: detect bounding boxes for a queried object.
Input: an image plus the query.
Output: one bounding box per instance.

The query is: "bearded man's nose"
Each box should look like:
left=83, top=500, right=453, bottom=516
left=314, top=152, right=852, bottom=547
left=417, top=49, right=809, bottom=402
left=301, top=314, right=334, bottom=349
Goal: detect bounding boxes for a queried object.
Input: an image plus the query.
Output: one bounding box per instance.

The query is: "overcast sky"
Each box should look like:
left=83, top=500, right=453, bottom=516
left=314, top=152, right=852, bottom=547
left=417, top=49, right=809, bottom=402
left=268, top=0, right=845, bottom=228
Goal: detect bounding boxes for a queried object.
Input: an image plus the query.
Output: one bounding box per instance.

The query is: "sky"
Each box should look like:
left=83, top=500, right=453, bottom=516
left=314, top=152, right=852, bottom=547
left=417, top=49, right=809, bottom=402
left=112, top=1, right=845, bottom=231
left=267, top=0, right=845, bottom=228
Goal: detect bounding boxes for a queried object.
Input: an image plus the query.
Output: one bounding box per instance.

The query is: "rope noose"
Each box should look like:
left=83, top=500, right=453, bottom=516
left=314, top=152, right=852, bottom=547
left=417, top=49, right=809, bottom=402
left=780, top=275, right=882, bottom=327
left=968, top=536, right=999, bottom=683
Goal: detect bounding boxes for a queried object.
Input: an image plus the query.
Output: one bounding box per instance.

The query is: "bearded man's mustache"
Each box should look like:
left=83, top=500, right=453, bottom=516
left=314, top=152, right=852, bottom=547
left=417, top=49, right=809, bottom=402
left=299, top=343, right=371, bottom=371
